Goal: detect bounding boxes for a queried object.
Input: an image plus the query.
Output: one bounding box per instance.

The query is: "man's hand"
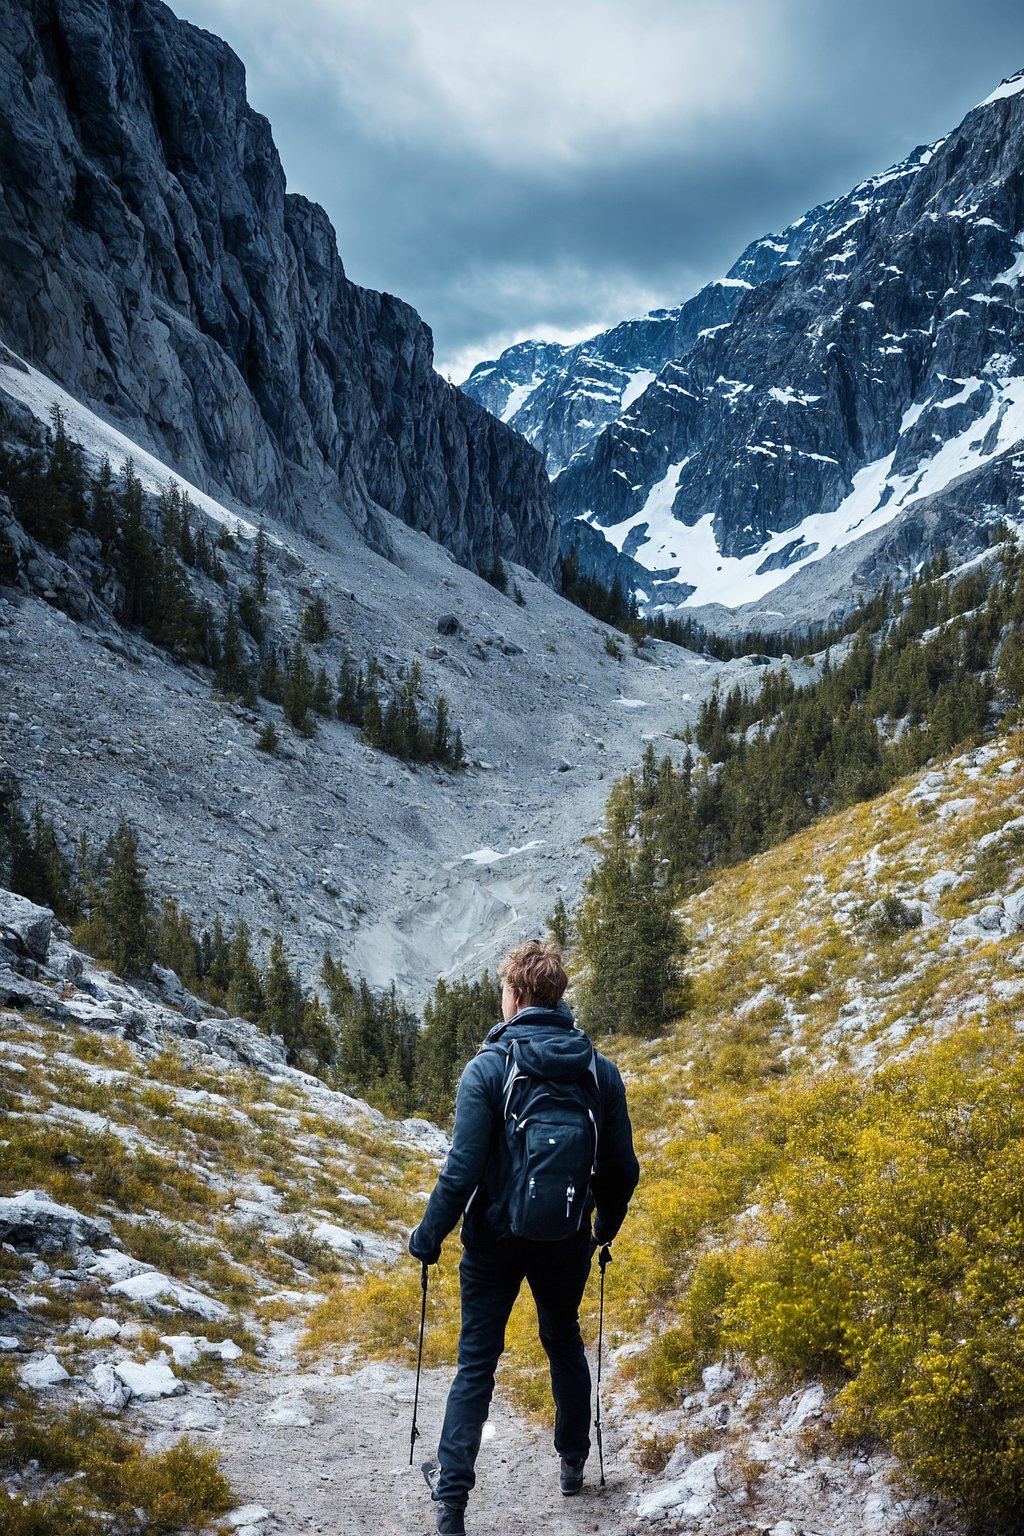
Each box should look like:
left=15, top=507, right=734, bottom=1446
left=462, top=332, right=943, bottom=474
left=408, top=1226, right=441, bottom=1265
left=589, top=1229, right=611, bottom=1265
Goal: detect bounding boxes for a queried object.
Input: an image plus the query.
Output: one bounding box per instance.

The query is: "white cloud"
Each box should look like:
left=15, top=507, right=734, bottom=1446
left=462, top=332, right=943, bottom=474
left=431, top=258, right=680, bottom=379
left=182, top=0, right=801, bottom=168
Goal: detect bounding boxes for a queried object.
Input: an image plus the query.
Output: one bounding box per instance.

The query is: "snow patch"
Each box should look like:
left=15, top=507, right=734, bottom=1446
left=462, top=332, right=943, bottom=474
left=621, top=370, right=656, bottom=410
left=978, top=72, right=1024, bottom=108
left=460, top=840, right=545, bottom=866
left=0, top=350, right=263, bottom=540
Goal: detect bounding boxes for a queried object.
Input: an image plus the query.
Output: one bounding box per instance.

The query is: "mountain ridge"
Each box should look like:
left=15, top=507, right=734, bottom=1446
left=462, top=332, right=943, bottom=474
left=0, top=0, right=559, bottom=582
left=463, top=71, right=1024, bottom=624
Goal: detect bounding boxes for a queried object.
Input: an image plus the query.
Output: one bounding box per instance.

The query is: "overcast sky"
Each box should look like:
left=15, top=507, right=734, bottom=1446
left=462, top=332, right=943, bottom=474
left=177, top=0, right=1024, bottom=380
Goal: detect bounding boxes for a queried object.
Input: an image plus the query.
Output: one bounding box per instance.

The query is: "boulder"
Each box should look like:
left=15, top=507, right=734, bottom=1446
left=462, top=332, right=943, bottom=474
left=85, top=1316, right=122, bottom=1342
left=194, top=1017, right=287, bottom=1071
left=86, top=1362, right=132, bottom=1409
left=1003, top=887, right=1024, bottom=931
left=0, top=890, right=53, bottom=962
left=20, top=1353, right=70, bottom=1390
left=152, top=963, right=188, bottom=1008
left=636, top=1450, right=727, bottom=1521
left=437, top=614, right=462, bottom=637
left=112, top=1356, right=184, bottom=1401
left=0, top=1189, right=111, bottom=1254
left=701, top=1360, right=737, bottom=1398
left=108, top=1268, right=230, bottom=1322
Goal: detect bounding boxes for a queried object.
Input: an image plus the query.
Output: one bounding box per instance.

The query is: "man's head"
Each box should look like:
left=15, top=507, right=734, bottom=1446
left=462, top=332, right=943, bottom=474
left=498, top=940, right=568, bottom=1020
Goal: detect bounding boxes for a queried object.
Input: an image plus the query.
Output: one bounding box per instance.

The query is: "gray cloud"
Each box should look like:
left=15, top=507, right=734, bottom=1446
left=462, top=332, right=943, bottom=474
left=178, top=0, right=1024, bottom=376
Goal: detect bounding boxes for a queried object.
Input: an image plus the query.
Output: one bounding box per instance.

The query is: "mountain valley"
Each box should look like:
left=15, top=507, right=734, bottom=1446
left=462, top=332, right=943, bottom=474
left=2, top=2, right=1024, bottom=1533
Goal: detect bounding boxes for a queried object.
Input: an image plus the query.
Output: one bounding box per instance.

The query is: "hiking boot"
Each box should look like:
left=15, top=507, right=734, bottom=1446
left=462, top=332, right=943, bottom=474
left=435, top=1502, right=466, bottom=1535
left=559, top=1455, right=586, bottom=1496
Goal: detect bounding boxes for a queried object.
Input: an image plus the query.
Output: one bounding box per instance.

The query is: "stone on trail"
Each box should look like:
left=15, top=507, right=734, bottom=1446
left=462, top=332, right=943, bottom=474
left=160, top=1332, right=243, bottom=1365
left=224, top=1507, right=272, bottom=1530
left=264, top=1392, right=316, bottom=1428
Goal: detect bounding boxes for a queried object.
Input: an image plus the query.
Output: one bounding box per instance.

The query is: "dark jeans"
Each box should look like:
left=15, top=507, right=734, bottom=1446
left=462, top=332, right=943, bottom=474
left=435, top=1229, right=594, bottom=1509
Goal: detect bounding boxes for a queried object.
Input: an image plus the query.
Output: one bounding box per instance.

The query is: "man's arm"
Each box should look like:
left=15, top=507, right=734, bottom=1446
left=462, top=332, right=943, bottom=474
left=590, top=1061, right=640, bottom=1247
left=409, top=1054, right=498, bottom=1262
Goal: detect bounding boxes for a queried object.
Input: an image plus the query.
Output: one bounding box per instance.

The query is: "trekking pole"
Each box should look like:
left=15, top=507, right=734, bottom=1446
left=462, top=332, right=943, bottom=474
left=410, top=1261, right=428, bottom=1465
left=595, top=1244, right=611, bottom=1488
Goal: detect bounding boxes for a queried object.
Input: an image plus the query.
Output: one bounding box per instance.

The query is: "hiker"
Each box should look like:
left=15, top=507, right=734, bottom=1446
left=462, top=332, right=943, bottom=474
left=409, top=939, right=640, bottom=1536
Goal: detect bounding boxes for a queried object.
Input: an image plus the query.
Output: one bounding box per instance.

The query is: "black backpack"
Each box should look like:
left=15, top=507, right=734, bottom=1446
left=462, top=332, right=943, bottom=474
left=498, top=1039, right=601, bottom=1241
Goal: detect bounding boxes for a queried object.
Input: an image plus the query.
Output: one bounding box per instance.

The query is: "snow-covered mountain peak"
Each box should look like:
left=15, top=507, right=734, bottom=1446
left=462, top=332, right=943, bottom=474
left=465, top=66, right=1024, bottom=628
left=977, top=67, right=1024, bottom=109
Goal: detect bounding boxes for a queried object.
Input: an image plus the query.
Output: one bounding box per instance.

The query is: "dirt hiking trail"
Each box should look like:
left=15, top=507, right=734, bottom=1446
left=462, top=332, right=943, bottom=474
left=166, top=1324, right=644, bottom=1536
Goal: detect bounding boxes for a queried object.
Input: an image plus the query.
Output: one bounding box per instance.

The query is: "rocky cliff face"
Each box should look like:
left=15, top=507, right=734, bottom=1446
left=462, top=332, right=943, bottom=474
left=0, top=0, right=559, bottom=581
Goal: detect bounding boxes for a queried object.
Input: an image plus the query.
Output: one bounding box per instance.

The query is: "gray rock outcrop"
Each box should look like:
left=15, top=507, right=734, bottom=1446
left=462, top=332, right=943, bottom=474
left=0, top=0, right=559, bottom=583
left=0, top=1189, right=111, bottom=1254
left=0, top=891, right=53, bottom=962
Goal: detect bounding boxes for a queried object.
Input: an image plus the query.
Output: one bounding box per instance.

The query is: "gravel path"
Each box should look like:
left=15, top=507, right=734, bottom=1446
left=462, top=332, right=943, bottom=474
left=205, top=1328, right=640, bottom=1536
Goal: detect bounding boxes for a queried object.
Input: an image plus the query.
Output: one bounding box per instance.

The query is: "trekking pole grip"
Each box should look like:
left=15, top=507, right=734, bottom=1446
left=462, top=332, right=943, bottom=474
left=599, top=1243, right=611, bottom=1271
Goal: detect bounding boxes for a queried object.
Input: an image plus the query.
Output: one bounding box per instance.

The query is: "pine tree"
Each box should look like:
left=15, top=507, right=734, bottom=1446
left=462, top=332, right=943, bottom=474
left=154, top=898, right=201, bottom=991
left=0, top=801, right=78, bottom=921
left=202, top=915, right=232, bottom=1000
left=259, top=648, right=285, bottom=705
left=283, top=645, right=316, bottom=734
left=362, top=687, right=383, bottom=748
left=301, top=596, right=330, bottom=644
left=321, top=953, right=357, bottom=1017
left=226, top=921, right=264, bottom=1021
left=253, top=526, right=269, bottom=605
left=263, top=935, right=308, bottom=1063
left=451, top=726, right=466, bottom=771
left=548, top=896, right=571, bottom=949
left=433, top=695, right=451, bottom=763
left=414, top=971, right=501, bottom=1118
left=179, top=495, right=197, bottom=566
left=216, top=603, right=249, bottom=696
left=574, top=831, right=684, bottom=1038
left=96, top=818, right=154, bottom=976
left=313, top=665, right=333, bottom=717
left=336, top=658, right=362, bottom=725
left=256, top=719, right=279, bottom=754
left=116, top=459, right=157, bottom=629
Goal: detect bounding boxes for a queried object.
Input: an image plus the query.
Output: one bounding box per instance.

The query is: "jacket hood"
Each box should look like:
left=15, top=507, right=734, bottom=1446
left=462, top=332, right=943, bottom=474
left=484, top=1002, right=595, bottom=1085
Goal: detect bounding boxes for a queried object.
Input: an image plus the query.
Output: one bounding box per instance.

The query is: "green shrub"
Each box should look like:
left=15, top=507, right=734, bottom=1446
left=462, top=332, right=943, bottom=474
left=0, top=1400, right=232, bottom=1534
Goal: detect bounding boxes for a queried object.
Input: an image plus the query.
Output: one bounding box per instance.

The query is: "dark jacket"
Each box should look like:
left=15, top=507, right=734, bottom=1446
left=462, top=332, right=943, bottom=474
left=410, top=1003, right=640, bottom=1261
